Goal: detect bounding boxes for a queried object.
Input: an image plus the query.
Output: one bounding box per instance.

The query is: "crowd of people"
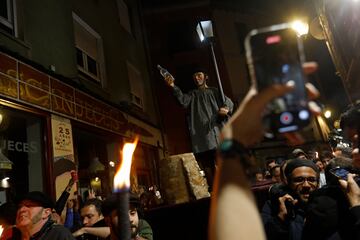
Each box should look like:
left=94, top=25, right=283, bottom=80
left=1, top=64, right=360, bottom=240
left=0, top=186, right=153, bottom=240
left=208, top=62, right=360, bottom=240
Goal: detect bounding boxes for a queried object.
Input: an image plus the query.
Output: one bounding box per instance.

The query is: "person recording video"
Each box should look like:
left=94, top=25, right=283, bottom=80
left=208, top=62, right=320, bottom=240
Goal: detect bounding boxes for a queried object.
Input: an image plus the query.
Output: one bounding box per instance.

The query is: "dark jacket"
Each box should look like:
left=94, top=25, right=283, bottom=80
left=14, top=219, right=75, bottom=240
left=261, top=184, right=306, bottom=240
left=262, top=199, right=306, bottom=240
left=75, top=219, right=108, bottom=240
left=172, top=85, right=233, bottom=154
left=303, top=186, right=360, bottom=240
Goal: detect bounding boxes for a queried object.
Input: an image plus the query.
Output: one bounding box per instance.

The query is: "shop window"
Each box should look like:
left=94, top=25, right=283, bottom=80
left=132, top=143, right=159, bottom=190
left=73, top=128, right=114, bottom=199
left=73, top=13, right=106, bottom=85
left=127, top=61, right=144, bottom=109
left=0, top=107, right=45, bottom=203
left=73, top=127, right=159, bottom=202
left=0, top=0, right=16, bottom=36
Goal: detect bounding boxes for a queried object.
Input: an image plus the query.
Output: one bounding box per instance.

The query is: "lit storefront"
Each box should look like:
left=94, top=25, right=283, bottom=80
left=0, top=52, right=164, bottom=203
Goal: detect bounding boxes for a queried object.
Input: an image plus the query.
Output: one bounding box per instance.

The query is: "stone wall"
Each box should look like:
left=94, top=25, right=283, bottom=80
left=159, top=152, right=210, bottom=205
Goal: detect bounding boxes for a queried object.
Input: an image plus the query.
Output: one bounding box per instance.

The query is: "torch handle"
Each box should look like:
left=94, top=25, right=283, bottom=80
left=117, top=191, right=131, bottom=240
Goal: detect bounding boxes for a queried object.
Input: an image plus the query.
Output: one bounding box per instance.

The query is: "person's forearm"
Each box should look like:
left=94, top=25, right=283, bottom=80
left=55, top=190, right=70, bottom=215
left=209, top=156, right=266, bottom=240
left=64, top=209, right=74, bottom=229
left=82, top=227, right=111, bottom=238
left=172, top=85, right=191, bottom=107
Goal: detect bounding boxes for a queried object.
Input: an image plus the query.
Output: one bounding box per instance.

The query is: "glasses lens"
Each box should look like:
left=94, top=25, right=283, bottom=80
left=292, top=177, right=317, bottom=184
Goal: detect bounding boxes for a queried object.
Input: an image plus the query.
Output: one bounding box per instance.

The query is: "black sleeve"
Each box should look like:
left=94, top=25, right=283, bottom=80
left=263, top=215, right=290, bottom=240
left=350, top=206, right=360, bottom=240
left=261, top=201, right=289, bottom=240
left=55, top=190, right=70, bottom=215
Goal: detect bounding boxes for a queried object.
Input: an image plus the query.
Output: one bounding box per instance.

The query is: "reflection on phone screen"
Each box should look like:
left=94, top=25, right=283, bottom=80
left=332, top=168, right=349, bottom=180
left=249, top=27, right=310, bottom=133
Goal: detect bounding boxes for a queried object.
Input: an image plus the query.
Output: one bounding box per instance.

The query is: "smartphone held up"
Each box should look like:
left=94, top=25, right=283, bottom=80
left=245, top=22, right=311, bottom=134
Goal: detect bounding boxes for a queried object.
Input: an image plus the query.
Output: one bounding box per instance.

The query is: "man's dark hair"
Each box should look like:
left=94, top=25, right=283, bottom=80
left=270, top=165, right=280, bottom=177
left=265, top=158, right=276, bottom=168
left=313, top=159, right=322, bottom=164
left=102, top=192, right=143, bottom=217
left=340, top=102, right=360, bottom=130
left=83, top=198, right=103, bottom=215
left=320, top=150, right=333, bottom=160
left=334, top=144, right=352, bottom=158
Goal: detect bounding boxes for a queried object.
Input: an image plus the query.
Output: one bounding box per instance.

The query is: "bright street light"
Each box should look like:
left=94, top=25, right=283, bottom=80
left=324, top=110, right=332, bottom=119
left=196, top=20, right=226, bottom=105
left=291, top=20, right=309, bottom=36
left=196, top=20, right=214, bottom=42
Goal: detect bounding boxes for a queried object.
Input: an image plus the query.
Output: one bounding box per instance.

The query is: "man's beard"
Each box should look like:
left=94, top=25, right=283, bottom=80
left=110, top=221, right=138, bottom=239
left=130, top=224, right=139, bottom=238
left=31, top=209, right=43, bottom=225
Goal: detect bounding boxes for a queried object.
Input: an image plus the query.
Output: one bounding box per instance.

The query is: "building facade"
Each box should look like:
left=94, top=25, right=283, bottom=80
left=0, top=0, right=164, bottom=205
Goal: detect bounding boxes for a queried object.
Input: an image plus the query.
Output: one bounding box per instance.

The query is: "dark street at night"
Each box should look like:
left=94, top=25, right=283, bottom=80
left=0, top=0, right=360, bottom=239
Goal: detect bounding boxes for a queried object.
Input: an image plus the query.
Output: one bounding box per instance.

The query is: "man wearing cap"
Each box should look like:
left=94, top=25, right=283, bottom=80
left=15, top=191, right=75, bottom=240
left=261, top=158, right=320, bottom=240
left=163, top=69, right=233, bottom=190
left=291, top=148, right=308, bottom=160
left=102, top=193, right=153, bottom=240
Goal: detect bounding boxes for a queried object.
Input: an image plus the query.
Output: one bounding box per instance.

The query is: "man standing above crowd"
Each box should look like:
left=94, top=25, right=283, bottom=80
left=164, top=68, right=233, bottom=189
left=16, top=191, right=75, bottom=240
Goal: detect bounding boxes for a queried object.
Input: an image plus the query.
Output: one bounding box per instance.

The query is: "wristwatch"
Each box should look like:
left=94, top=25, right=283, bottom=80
left=219, top=139, right=252, bottom=166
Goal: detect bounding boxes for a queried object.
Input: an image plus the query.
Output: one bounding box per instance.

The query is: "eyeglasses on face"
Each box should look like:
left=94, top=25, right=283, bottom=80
left=291, top=176, right=318, bottom=184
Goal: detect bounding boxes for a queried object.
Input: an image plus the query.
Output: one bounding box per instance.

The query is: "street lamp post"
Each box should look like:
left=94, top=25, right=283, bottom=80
left=196, top=20, right=226, bottom=105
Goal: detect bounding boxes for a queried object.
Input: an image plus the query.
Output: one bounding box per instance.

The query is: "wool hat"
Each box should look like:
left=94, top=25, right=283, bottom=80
left=285, top=158, right=319, bottom=180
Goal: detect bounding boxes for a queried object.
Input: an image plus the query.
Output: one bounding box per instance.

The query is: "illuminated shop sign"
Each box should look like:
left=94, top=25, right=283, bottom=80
left=0, top=139, right=38, bottom=153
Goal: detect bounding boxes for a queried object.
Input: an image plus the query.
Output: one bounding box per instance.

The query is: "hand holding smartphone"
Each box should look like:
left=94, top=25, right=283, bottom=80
left=245, top=23, right=311, bottom=133
left=330, top=166, right=360, bottom=183
left=329, top=166, right=351, bottom=180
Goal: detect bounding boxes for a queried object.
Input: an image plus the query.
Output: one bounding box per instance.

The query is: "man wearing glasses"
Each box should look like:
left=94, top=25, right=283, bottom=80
left=261, top=158, right=319, bottom=240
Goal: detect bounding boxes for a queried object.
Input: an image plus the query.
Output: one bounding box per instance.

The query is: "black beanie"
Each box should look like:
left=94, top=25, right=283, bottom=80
left=285, top=158, right=319, bottom=180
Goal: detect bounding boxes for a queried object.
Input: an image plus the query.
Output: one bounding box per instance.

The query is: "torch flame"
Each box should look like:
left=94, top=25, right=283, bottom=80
left=114, top=137, right=138, bottom=191
left=0, top=225, right=4, bottom=238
